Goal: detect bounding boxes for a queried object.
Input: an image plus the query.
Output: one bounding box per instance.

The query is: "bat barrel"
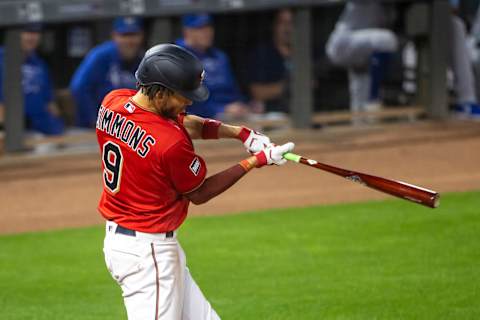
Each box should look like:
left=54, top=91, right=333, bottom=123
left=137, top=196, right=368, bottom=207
left=375, top=178, right=440, bottom=208
left=283, top=153, right=440, bottom=209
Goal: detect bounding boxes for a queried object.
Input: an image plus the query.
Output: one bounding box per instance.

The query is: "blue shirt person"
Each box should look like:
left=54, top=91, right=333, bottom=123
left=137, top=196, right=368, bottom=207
left=0, top=24, right=64, bottom=135
left=70, top=17, right=144, bottom=127
left=177, top=14, right=249, bottom=119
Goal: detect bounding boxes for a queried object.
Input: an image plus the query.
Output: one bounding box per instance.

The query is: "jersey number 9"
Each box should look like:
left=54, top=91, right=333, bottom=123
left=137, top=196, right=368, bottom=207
left=102, top=141, right=123, bottom=194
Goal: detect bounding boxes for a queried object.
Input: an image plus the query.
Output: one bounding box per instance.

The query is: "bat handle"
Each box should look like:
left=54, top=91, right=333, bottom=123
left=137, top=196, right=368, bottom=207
left=283, top=152, right=302, bottom=163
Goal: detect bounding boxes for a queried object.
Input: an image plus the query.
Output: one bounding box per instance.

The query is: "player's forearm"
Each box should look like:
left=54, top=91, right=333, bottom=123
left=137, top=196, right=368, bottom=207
left=184, top=114, right=242, bottom=140
left=218, top=123, right=242, bottom=138
left=185, top=156, right=257, bottom=205
left=182, top=114, right=204, bottom=139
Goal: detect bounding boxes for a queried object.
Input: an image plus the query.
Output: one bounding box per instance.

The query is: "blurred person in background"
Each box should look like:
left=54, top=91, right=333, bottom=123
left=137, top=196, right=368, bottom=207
left=451, top=0, right=480, bottom=118
left=247, top=8, right=292, bottom=119
left=176, top=13, right=250, bottom=120
left=326, top=0, right=398, bottom=123
left=468, top=1, right=480, bottom=98
left=0, top=24, right=64, bottom=135
left=70, top=17, right=144, bottom=128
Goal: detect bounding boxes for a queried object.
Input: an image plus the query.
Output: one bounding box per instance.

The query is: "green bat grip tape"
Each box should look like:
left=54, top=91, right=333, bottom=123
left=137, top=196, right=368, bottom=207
left=283, top=152, right=301, bottom=163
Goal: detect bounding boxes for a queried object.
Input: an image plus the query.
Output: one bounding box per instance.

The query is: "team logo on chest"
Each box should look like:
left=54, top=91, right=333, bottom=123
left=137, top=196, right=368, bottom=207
left=189, top=157, right=201, bottom=176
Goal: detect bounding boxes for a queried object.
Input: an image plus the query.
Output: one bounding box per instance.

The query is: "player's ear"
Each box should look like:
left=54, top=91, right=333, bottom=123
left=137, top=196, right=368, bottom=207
left=153, top=91, right=164, bottom=105
left=153, top=90, right=166, bottom=102
left=152, top=89, right=170, bottom=109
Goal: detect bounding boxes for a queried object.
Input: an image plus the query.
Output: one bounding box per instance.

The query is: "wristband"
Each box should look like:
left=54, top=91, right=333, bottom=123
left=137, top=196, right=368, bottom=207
left=255, top=151, right=268, bottom=168
left=202, top=119, right=221, bottom=139
left=237, top=126, right=251, bottom=143
left=239, top=158, right=255, bottom=172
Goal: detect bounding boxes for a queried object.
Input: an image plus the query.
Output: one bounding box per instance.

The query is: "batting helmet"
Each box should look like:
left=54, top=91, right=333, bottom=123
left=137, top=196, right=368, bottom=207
left=135, top=44, right=209, bottom=102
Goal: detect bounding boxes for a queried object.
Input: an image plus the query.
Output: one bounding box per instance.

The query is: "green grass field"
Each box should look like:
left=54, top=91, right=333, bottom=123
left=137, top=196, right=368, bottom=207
left=1, top=191, right=479, bottom=319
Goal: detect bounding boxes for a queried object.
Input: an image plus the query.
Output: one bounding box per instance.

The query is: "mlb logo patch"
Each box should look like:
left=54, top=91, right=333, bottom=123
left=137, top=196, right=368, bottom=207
left=124, top=102, right=136, bottom=113
left=190, top=157, right=201, bottom=176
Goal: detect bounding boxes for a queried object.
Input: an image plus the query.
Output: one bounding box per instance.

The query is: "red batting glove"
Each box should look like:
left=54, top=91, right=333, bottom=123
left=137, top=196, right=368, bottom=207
left=254, top=149, right=269, bottom=168
left=237, top=126, right=251, bottom=143
left=237, top=126, right=272, bottom=154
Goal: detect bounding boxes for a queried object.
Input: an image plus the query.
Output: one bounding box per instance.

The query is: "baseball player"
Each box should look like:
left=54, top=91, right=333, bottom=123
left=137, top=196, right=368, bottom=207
left=96, top=44, right=294, bottom=319
left=326, top=0, right=398, bottom=121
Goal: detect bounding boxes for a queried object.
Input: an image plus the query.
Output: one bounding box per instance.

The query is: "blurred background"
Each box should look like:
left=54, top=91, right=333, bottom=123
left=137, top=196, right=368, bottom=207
left=1, top=1, right=480, bottom=319
left=0, top=0, right=479, bottom=152
left=1, top=0, right=480, bottom=230
left=0, top=0, right=479, bottom=229
left=0, top=0, right=480, bottom=220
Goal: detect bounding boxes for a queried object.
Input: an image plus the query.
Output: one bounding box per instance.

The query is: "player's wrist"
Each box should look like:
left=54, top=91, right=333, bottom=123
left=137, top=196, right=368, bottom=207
left=236, top=126, right=251, bottom=142
left=239, top=156, right=258, bottom=172
left=254, top=151, right=268, bottom=168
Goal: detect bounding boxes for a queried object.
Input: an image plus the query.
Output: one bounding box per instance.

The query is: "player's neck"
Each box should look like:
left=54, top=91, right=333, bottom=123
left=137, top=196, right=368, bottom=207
left=131, top=92, right=158, bottom=114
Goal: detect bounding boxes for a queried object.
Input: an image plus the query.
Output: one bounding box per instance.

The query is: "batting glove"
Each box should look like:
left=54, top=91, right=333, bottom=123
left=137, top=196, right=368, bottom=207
left=255, top=142, right=295, bottom=167
left=237, top=127, right=272, bottom=154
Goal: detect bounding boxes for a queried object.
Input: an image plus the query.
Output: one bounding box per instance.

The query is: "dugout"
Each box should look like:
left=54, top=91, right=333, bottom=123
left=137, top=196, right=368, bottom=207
left=0, top=0, right=450, bottom=153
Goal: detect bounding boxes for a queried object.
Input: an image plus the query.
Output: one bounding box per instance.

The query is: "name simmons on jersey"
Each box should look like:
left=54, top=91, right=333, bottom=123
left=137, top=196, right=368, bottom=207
left=96, top=105, right=156, bottom=158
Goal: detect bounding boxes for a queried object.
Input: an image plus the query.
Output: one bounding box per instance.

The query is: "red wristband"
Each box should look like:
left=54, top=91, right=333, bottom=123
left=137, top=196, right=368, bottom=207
left=202, top=119, right=222, bottom=139
left=255, top=151, right=268, bottom=168
left=237, top=126, right=251, bottom=143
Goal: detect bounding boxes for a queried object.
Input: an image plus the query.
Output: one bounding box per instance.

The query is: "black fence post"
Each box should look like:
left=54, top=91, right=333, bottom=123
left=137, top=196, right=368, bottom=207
left=290, top=7, right=313, bottom=129
left=4, top=28, right=26, bottom=152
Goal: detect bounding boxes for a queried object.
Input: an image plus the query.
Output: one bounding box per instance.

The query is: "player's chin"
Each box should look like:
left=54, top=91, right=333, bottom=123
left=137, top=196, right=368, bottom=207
left=176, top=106, right=187, bottom=115
left=161, top=107, right=184, bottom=120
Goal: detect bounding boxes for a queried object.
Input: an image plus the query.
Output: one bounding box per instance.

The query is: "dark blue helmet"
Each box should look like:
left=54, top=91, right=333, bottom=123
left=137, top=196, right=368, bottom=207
left=135, top=44, right=209, bottom=102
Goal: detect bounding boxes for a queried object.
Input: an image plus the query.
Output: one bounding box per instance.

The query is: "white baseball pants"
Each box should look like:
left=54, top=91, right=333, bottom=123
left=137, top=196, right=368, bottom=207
left=103, top=221, right=221, bottom=320
left=326, top=24, right=398, bottom=69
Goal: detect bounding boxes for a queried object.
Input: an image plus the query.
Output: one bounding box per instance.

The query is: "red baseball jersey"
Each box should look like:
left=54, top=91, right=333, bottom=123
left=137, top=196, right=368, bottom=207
left=96, top=89, right=207, bottom=233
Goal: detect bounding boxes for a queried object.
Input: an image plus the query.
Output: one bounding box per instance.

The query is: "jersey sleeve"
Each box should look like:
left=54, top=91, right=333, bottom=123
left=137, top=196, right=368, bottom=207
left=162, top=139, right=207, bottom=194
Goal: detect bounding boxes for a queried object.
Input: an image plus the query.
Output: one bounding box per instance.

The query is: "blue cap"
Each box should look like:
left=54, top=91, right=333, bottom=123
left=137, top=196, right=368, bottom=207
left=113, top=17, right=143, bottom=34
left=182, top=14, right=212, bottom=28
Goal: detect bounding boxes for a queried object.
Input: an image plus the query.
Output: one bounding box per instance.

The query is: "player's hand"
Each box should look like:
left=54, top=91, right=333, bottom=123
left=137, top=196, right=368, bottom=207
left=255, top=142, right=295, bottom=167
left=237, top=127, right=272, bottom=153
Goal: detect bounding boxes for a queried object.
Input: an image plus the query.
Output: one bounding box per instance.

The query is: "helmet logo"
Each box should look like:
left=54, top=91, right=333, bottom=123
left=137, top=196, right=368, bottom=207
left=200, top=70, right=206, bottom=83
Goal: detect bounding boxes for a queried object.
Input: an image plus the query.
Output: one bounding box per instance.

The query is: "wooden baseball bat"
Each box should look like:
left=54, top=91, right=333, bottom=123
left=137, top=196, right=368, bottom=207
left=283, top=153, right=440, bottom=208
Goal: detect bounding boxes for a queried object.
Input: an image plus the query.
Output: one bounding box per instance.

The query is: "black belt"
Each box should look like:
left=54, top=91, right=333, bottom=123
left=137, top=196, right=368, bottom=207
left=115, top=225, right=174, bottom=238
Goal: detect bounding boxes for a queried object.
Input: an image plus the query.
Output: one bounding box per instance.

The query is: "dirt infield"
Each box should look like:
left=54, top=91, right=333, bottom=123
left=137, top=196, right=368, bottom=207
left=1, top=120, right=480, bottom=234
